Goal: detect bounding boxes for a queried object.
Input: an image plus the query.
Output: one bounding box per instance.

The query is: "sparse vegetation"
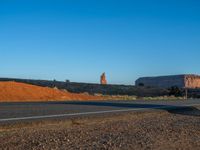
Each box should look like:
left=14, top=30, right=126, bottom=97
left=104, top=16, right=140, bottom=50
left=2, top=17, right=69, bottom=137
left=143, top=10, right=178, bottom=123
left=141, top=96, right=184, bottom=100
left=168, top=86, right=182, bottom=97
left=99, top=94, right=184, bottom=100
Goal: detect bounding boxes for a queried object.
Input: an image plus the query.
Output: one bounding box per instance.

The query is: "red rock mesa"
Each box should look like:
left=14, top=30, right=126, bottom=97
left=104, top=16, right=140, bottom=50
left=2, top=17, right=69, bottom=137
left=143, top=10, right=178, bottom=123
left=100, top=72, right=107, bottom=85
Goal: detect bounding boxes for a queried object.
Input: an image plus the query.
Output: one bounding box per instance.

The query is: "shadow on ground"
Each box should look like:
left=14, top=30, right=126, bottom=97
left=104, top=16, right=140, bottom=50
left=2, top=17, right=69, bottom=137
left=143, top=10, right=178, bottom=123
left=167, top=106, right=200, bottom=117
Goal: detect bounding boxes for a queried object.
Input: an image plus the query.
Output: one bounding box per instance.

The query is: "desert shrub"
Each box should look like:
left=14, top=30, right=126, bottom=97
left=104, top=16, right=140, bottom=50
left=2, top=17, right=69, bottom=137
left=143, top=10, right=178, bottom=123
left=138, top=83, right=144, bottom=86
left=65, top=80, right=70, bottom=83
left=168, top=86, right=182, bottom=97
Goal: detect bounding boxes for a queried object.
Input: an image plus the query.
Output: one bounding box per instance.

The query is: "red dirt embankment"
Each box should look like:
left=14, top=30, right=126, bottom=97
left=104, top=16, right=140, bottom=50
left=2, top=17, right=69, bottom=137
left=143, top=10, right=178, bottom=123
left=0, top=82, right=102, bottom=102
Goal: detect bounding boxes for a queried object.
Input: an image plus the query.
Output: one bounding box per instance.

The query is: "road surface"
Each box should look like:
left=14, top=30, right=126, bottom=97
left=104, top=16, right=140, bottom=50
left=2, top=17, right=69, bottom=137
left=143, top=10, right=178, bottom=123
left=0, top=99, right=200, bottom=122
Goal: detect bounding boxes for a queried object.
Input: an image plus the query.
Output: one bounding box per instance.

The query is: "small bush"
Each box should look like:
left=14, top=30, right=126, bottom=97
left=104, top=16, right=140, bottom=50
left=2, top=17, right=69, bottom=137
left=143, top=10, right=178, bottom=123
left=168, top=86, right=182, bottom=97
left=138, top=83, right=144, bottom=86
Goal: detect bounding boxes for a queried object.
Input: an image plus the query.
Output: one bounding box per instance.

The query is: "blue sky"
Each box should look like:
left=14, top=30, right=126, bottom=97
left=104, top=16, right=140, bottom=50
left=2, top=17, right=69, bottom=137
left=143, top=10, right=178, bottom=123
left=0, top=0, right=200, bottom=84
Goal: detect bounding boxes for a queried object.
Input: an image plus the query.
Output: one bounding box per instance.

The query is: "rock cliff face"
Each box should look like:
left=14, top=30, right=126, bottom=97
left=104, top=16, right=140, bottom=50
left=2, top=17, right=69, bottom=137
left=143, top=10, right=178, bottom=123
left=185, top=75, right=200, bottom=88
left=100, top=73, right=107, bottom=85
left=136, top=74, right=200, bottom=89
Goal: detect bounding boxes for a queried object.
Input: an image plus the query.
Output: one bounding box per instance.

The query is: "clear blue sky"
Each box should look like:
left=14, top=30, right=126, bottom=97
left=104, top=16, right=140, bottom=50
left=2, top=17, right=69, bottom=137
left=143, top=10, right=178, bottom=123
left=0, top=0, right=200, bottom=85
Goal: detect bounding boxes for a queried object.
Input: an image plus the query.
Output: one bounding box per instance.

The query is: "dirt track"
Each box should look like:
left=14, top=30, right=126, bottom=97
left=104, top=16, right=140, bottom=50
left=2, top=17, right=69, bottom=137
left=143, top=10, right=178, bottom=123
left=1, top=108, right=200, bottom=150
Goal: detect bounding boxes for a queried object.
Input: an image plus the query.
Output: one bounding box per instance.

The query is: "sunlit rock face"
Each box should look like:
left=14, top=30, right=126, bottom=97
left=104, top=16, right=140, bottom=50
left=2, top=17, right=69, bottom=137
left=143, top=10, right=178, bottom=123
left=185, top=75, right=200, bottom=88
left=136, top=74, right=200, bottom=89
left=100, top=72, right=107, bottom=85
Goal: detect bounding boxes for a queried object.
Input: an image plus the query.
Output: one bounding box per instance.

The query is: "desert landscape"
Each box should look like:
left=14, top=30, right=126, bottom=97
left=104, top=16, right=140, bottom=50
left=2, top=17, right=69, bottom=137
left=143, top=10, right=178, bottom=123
left=1, top=0, right=200, bottom=149
left=1, top=79, right=200, bottom=149
left=0, top=80, right=189, bottom=102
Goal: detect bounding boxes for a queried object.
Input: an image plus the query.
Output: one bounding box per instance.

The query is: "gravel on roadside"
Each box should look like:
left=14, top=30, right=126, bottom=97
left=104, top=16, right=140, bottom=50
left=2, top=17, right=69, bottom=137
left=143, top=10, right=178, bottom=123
left=1, top=107, right=200, bottom=150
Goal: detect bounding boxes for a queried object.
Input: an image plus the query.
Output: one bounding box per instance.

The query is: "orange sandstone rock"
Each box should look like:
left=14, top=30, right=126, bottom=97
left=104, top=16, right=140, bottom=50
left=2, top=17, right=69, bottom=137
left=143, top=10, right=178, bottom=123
left=100, top=72, right=107, bottom=85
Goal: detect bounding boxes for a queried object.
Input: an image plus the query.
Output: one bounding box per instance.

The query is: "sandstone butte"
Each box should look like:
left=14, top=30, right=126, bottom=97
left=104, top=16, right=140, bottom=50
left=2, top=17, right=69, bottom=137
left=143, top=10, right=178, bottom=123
left=0, top=81, right=103, bottom=102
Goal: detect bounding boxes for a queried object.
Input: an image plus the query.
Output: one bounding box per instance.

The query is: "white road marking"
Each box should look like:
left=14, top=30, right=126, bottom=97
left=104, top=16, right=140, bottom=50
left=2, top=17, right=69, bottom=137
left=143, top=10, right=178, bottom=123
left=0, top=103, right=199, bottom=122
left=0, top=108, right=149, bottom=122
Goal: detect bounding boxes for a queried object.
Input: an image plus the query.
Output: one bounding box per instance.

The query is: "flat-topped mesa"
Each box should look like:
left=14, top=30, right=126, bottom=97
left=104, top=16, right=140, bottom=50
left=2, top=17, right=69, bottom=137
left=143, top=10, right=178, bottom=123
left=100, top=72, right=107, bottom=85
left=135, top=74, right=200, bottom=89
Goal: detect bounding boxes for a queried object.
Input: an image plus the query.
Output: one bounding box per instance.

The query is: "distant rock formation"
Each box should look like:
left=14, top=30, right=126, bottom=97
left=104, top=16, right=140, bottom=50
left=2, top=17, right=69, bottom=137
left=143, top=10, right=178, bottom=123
left=100, top=72, right=107, bottom=85
left=135, top=74, right=200, bottom=89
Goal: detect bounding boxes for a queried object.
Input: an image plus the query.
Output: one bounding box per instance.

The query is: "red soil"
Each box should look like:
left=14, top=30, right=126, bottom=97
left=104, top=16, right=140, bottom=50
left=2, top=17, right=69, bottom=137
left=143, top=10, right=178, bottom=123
left=0, top=82, right=102, bottom=102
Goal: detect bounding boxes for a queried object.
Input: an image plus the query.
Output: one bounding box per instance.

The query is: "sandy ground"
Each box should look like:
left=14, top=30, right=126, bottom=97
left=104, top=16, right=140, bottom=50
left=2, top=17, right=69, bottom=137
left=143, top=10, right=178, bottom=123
left=1, top=107, right=200, bottom=150
left=0, top=81, right=102, bottom=101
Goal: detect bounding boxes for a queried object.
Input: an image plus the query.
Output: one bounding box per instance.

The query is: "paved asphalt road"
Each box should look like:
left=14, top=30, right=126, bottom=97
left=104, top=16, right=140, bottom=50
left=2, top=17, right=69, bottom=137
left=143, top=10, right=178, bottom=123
left=0, top=99, right=200, bottom=123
